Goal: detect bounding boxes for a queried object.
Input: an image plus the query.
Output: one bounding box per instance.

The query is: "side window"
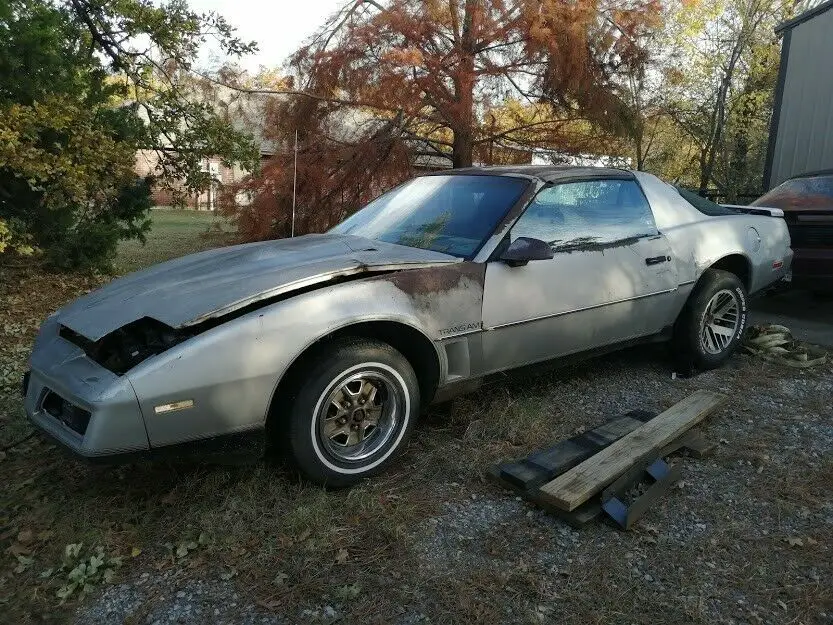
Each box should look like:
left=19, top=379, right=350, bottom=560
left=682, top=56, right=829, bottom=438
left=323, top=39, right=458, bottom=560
left=510, top=179, right=657, bottom=250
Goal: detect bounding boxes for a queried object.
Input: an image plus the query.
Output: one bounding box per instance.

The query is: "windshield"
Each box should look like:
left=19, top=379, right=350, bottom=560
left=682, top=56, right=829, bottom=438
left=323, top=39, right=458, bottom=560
left=330, top=175, right=530, bottom=258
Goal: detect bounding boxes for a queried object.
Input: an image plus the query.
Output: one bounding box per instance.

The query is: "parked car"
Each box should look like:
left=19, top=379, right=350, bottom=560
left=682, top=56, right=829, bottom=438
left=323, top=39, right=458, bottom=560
left=750, top=170, right=833, bottom=293
left=23, top=166, right=792, bottom=485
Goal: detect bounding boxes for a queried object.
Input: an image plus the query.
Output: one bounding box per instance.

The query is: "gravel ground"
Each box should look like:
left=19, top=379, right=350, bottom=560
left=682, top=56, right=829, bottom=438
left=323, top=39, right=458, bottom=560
left=78, top=571, right=283, bottom=625
left=71, top=347, right=833, bottom=625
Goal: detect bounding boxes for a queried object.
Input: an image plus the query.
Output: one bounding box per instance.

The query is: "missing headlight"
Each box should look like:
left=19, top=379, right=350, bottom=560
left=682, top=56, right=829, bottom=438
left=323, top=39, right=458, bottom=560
left=42, top=390, right=91, bottom=435
left=60, top=318, right=194, bottom=375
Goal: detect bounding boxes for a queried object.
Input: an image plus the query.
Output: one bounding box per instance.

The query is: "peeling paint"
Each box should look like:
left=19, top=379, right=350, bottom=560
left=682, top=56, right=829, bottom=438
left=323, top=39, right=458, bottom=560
left=549, top=235, right=643, bottom=254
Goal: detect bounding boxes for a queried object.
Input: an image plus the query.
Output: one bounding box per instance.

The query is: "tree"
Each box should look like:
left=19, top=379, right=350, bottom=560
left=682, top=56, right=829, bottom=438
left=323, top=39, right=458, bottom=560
left=0, top=0, right=259, bottom=269
left=716, top=24, right=781, bottom=199
left=221, top=0, right=661, bottom=240
left=662, top=0, right=790, bottom=195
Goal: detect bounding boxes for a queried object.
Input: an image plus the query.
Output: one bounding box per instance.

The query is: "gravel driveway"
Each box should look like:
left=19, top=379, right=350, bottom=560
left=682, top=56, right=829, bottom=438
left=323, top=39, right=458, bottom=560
left=72, top=345, right=833, bottom=625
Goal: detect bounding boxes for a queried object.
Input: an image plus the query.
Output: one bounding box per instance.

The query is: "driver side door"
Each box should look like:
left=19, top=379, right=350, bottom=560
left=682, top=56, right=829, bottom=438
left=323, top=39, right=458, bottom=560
left=480, top=177, right=679, bottom=374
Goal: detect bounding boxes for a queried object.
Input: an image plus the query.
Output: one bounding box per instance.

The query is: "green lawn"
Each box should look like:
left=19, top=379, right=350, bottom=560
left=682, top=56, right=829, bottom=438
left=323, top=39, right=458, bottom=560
left=115, top=209, right=236, bottom=274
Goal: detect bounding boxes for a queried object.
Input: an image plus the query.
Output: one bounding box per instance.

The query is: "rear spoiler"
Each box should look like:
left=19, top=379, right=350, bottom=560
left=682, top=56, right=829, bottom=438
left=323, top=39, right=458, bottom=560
left=721, top=204, right=785, bottom=218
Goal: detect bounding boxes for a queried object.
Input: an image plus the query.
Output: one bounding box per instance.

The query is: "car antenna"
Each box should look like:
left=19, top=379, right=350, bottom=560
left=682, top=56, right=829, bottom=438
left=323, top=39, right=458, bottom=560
left=291, top=128, right=298, bottom=238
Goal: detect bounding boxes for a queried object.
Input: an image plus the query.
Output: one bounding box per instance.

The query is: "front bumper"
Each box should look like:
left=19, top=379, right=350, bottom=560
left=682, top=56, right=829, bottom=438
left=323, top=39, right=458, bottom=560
left=24, top=318, right=150, bottom=459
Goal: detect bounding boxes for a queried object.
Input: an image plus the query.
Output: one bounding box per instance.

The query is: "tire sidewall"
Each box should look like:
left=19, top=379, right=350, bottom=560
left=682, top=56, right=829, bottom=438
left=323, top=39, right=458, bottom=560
left=288, top=341, right=419, bottom=485
left=685, top=271, right=748, bottom=368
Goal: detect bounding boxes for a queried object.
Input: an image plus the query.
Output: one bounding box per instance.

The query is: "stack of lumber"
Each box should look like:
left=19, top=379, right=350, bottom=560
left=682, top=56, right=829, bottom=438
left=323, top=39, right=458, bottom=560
left=488, top=390, right=725, bottom=528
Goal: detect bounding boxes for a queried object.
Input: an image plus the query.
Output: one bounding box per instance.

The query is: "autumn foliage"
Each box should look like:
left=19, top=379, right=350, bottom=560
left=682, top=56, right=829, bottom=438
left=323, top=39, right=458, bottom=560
left=224, top=0, right=662, bottom=241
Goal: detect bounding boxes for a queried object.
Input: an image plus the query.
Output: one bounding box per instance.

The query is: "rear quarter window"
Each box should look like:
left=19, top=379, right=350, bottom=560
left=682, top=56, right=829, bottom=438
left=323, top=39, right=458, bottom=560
left=674, top=187, right=736, bottom=216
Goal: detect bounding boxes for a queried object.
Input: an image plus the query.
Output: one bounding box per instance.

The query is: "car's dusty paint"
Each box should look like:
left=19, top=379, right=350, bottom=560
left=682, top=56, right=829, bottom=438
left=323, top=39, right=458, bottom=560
left=24, top=167, right=793, bottom=459
left=56, top=234, right=461, bottom=340
left=126, top=265, right=485, bottom=448
left=480, top=236, right=680, bottom=374
left=25, top=317, right=150, bottom=454
left=634, top=172, right=791, bottom=294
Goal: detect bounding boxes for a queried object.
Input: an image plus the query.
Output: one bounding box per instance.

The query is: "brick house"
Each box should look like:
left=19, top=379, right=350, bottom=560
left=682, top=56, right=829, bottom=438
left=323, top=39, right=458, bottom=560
left=136, top=88, right=277, bottom=210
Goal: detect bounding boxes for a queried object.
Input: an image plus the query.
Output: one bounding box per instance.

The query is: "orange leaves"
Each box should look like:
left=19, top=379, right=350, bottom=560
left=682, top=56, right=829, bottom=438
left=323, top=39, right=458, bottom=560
left=381, top=47, right=425, bottom=67
left=223, top=0, right=661, bottom=242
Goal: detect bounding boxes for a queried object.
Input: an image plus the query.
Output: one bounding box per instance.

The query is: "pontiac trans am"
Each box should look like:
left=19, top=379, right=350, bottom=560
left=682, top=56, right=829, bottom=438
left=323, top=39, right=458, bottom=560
left=23, top=167, right=792, bottom=485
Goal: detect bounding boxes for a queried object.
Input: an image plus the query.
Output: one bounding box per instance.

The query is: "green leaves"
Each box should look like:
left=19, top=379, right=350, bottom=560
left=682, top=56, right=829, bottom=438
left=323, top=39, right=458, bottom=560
left=167, top=531, right=212, bottom=560
left=64, top=0, right=260, bottom=194
left=13, top=555, right=34, bottom=574
left=0, top=0, right=257, bottom=269
left=334, top=582, right=362, bottom=601
left=53, top=543, right=123, bottom=603
left=0, top=96, right=137, bottom=211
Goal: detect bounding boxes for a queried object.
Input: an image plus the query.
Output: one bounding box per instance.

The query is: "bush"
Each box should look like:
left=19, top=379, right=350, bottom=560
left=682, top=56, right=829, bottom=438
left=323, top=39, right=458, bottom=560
left=0, top=0, right=257, bottom=270
left=40, top=178, right=153, bottom=271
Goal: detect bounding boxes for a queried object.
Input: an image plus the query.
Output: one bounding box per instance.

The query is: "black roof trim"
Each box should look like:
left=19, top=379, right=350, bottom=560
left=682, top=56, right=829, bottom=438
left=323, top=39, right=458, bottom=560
left=426, top=165, right=634, bottom=184
left=788, top=168, right=833, bottom=180
left=776, top=0, right=833, bottom=34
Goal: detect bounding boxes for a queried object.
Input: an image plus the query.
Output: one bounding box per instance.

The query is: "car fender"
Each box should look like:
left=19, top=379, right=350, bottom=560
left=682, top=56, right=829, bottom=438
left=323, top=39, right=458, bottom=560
left=126, top=263, right=485, bottom=447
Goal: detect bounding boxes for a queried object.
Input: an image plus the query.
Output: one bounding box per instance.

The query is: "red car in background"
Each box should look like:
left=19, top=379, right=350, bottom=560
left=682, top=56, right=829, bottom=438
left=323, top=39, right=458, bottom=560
left=752, top=171, right=833, bottom=294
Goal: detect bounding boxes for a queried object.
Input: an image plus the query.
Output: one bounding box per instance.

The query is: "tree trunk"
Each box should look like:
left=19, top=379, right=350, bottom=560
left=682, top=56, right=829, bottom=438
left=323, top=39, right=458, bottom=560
left=452, top=129, right=474, bottom=168
left=635, top=129, right=645, bottom=171
left=450, top=0, right=476, bottom=169
left=698, top=150, right=711, bottom=196
left=727, top=80, right=756, bottom=203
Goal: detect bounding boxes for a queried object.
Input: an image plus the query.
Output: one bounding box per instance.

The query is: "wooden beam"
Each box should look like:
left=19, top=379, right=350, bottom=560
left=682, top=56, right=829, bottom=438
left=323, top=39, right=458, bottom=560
left=538, top=390, right=726, bottom=511
left=488, top=410, right=654, bottom=493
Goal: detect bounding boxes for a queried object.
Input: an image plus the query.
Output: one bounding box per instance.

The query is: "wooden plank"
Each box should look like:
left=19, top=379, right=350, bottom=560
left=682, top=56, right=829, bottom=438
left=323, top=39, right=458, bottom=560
left=538, top=390, right=725, bottom=511
left=491, top=411, right=655, bottom=492
left=535, top=499, right=602, bottom=528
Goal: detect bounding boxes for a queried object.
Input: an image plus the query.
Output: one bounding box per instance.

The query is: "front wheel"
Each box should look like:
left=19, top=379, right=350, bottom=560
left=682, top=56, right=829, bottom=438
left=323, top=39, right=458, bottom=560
left=673, top=269, right=748, bottom=370
left=282, top=338, right=419, bottom=487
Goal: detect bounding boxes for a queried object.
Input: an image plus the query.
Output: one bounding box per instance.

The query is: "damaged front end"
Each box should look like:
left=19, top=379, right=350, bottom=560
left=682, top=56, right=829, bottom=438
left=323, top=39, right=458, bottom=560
left=59, top=318, right=196, bottom=376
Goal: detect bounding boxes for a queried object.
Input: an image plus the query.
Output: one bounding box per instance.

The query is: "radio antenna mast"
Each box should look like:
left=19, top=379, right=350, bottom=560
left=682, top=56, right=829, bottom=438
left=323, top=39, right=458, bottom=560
left=291, top=129, right=298, bottom=238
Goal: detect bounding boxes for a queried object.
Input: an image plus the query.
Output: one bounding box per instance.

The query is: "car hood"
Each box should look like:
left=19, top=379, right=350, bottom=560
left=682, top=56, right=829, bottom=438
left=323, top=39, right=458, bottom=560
left=57, top=233, right=460, bottom=341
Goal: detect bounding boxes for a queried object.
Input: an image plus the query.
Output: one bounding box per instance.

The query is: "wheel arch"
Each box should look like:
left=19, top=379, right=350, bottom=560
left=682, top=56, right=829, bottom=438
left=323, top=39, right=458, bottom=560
left=265, top=320, right=441, bottom=432
left=675, top=253, right=751, bottom=329
left=703, top=253, right=752, bottom=291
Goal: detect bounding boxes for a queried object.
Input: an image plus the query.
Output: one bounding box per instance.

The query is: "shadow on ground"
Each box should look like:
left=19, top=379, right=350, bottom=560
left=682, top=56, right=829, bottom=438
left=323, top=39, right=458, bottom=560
left=751, top=288, right=833, bottom=347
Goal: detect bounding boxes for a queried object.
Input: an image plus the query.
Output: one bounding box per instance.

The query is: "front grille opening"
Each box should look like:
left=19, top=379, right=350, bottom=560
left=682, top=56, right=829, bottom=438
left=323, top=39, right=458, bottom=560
left=60, top=318, right=195, bottom=375
left=42, top=390, right=91, bottom=435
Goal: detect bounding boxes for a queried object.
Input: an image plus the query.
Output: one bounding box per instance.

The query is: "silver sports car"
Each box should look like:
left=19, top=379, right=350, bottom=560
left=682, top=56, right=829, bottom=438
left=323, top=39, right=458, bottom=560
left=24, top=167, right=792, bottom=485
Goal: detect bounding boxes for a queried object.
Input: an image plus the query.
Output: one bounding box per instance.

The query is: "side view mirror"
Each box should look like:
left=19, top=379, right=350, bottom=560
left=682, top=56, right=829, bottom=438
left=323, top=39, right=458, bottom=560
left=499, top=237, right=554, bottom=267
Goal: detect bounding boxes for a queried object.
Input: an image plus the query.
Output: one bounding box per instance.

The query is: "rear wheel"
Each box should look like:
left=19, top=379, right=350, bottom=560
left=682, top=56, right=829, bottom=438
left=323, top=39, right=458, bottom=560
left=673, top=269, right=748, bottom=370
left=281, top=338, right=419, bottom=487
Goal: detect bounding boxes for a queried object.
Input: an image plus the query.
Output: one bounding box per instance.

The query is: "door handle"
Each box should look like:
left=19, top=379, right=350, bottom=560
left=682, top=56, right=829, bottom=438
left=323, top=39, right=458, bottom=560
left=645, top=255, right=671, bottom=266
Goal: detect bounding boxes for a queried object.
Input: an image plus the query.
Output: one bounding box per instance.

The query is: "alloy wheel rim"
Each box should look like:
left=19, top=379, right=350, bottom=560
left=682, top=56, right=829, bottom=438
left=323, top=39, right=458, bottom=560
left=700, top=289, right=741, bottom=354
left=317, top=369, right=401, bottom=462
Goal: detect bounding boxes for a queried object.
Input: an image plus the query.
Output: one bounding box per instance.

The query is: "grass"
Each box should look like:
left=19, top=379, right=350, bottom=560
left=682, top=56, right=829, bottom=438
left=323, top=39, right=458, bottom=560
left=114, top=208, right=235, bottom=274
left=0, top=212, right=831, bottom=623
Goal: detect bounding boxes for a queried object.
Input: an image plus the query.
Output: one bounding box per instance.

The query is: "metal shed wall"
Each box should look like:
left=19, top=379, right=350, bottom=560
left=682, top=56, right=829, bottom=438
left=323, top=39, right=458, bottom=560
left=765, top=1, right=833, bottom=188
